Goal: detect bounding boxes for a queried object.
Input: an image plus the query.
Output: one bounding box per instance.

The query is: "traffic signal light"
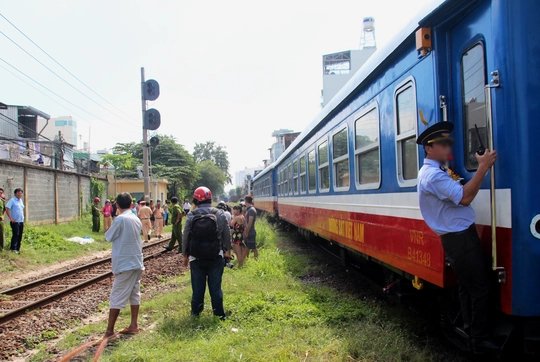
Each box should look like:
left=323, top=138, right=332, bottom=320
left=149, top=136, right=160, bottom=147
left=143, top=79, right=160, bottom=101
left=144, top=108, right=161, bottom=130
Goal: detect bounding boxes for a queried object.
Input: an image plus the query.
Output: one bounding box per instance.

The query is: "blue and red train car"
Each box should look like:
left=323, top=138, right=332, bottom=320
left=252, top=0, right=540, bottom=353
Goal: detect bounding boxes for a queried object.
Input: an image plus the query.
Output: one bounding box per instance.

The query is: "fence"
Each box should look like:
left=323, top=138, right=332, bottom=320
left=0, top=160, right=108, bottom=225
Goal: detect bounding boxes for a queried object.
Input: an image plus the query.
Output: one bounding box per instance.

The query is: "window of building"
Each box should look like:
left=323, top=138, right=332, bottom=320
left=355, top=107, right=380, bottom=188
left=461, top=43, right=487, bottom=171
left=333, top=127, right=350, bottom=190
left=293, top=160, right=298, bottom=194
left=395, top=80, right=418, bottom=185
left=318, top=141, right=330, bottom=191
left=299, top=156, right=306, bottom=194
left=308, top=149, right=316, bottom=192
left=55, top=120, right=67, bottom=127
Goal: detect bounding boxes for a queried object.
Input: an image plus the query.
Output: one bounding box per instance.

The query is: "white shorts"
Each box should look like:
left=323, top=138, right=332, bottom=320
left=110, top=269, right=143, bottom=309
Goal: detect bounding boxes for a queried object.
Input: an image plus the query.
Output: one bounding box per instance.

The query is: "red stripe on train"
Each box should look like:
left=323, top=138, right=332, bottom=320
left=274, top=202, right=512, bottom=315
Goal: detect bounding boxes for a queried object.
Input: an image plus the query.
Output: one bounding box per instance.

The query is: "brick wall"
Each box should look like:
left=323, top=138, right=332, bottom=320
left=0, top=160, right=107, bottom=224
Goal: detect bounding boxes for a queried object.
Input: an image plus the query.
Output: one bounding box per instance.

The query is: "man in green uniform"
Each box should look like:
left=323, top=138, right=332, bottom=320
left=92, top=197, right=101, bottom=232
left=164, top=197, right=183, bottom=253
left=0, top=188, right=6, bottom=249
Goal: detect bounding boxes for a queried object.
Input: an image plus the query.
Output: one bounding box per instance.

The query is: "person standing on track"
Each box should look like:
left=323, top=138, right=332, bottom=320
left=104, top=192, right=144, bottom=338
left=0, top=188, right=6, bottom=249
left=182, top=186, right=231, bottom=320
left=243, top=195, right=258, bottom=259
left=6, top=188, right=25, bottom=254
left=164, top=197, right=183, bottom=253
left=153, top=199, right=164, bottom=239
left=92, top=197, right=101, bottom=233
left=137, top=201, right=153, bottom=242
left=416, top=122, right=499, bottom=355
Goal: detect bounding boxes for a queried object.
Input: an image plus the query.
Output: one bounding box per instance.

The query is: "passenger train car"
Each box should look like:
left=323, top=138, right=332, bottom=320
left=252, top=0, right=540, bottom=354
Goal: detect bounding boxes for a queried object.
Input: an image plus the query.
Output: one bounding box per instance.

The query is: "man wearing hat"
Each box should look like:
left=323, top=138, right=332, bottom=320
left=137, top=200, right=153, bottom=242
left=417, top=122, right=499, bottom=354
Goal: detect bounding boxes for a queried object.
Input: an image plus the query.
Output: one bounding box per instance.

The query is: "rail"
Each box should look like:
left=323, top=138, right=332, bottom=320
left=0, top=237, right=171, bottom=325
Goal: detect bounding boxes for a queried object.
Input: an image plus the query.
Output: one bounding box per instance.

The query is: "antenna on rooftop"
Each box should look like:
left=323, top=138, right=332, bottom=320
left=360, top=17, right=376, bottom=49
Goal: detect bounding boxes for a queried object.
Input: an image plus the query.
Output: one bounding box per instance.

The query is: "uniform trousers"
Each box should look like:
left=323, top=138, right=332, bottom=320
left=141, top=219, right=152, bottom=241
left=441, top=224, right=491, bottom=340
left=167, top=222, right=182, bottom=251
left=92, top=216, right=100, bottom=232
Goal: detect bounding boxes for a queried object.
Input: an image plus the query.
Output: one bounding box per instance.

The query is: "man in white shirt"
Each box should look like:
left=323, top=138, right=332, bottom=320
left=104, top=192, right=144, bottom=338
left=183, top=199, right=191, bottom=215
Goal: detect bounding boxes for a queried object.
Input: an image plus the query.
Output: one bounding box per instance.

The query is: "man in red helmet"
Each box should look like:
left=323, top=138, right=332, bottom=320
left=182, top=186, right=231, bottom=320
left=92, top=197, right=101, bottom=233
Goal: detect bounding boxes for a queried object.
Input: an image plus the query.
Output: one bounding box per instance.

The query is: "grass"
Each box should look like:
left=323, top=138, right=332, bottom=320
left=0, top=213, right=111, bottom=274
left=32, top=218, right=464, bottom=362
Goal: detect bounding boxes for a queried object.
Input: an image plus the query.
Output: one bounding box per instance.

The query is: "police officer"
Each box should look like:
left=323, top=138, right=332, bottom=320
left=417, top=122, right=499, bottom=354
left=92, top=197, right=101, bottom=233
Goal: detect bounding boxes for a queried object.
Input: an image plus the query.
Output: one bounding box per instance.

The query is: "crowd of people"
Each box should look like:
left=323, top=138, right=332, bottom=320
left=103, top=186, right=258, bottom=337
left=92, top=196, right=178, bottom=241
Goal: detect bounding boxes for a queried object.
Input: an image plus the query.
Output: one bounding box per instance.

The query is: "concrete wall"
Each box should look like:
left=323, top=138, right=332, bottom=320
left=0, top=160, right=107, bottom=224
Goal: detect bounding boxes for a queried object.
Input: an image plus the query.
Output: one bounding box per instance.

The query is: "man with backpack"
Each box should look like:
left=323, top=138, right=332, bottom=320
left=182, top=186, right=231, bottom=320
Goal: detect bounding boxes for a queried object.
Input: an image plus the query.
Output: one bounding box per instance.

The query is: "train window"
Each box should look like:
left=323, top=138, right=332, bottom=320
left=288, top=163, right=293, bottom=195
left=461, top=43, right=487, bottom=171
left=333, top=127, right=350, bottom=190
left=284, top=166, right=288, bottom=196
left=293, top=160, right=298, bottom=194
left=318, top=141, right=330, bottom=192
left=308, top=149, right=316, bottom=192
left=299, top=156, right=307, bottom=194
left=355, top=107, right=380, bottom=188
left=395, top=80, right=418, bottom=186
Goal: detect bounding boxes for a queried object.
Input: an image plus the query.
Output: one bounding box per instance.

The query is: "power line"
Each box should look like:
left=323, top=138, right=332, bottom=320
left=0, top=62, right=92, bottom=124
left=0, top=26, right=139, bottom=127
left=0, top=12, right=138, bottom=124
left=0, top=57, right=140, bottom=136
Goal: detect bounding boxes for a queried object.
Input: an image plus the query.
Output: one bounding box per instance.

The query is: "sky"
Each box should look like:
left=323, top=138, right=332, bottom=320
left=0, top=0, right=438, bottom=188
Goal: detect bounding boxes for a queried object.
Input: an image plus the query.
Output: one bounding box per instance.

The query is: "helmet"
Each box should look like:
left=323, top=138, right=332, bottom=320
left=193, top=186, right=212, bottom=202
left=216, top=201, right=227, bottom=210
left=94, top=197, right=100, bottom=202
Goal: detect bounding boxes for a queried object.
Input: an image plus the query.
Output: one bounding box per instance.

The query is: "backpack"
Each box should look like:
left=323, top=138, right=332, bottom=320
left=189, top=208, right=221, bottom=260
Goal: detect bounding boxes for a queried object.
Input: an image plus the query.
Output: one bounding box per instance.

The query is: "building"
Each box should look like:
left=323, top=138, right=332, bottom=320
left=234, top=166, right=263, bottom=195
left=107, top=177, right=170, bottom=203
left=38, top=116, right=78, bottom=147
left=321, top=17, right=377, bottom=108
left=270, top=129, right=300, bottom=163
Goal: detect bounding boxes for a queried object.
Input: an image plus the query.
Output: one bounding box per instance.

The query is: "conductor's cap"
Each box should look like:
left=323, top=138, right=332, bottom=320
left=416, top=122, right=454, bottom=146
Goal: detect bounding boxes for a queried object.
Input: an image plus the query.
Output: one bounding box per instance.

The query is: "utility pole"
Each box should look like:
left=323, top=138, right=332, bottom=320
left=140, top=67, right=160, bottom=202
left=141, top=67, right=150, bottom=201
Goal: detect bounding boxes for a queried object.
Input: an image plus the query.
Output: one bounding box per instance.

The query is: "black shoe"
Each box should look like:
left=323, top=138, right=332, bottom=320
left=163, top=246, right=172, bottom=252
left=472, top=338, right=501, bottom=354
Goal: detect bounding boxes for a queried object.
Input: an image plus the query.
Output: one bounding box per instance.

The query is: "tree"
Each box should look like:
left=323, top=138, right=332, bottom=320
left=228, top=188, right=236, bottom=198
left=101, top=153, right=134, bottom=172
left=193, top=141, right=231, bottom=183
left=194, top=160, right=227, bottom=197
left=112, top=135, right=198, bottom=198
left=235, top=186, right=242, bottom=198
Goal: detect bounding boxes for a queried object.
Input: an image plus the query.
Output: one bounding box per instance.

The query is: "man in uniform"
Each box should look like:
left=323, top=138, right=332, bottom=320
left=0, top=188, right=6, bottom=249
left=164, top=197, right=183, bottom=253
left=92, top=197, right=101, bottom=233
left=137, top=200, right=153, bottom=242
left=416, top=122, right=499, bottom=354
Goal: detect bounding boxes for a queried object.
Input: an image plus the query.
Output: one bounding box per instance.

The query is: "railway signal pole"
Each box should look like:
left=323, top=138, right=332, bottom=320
left=140, top=67, right=161, bottom=201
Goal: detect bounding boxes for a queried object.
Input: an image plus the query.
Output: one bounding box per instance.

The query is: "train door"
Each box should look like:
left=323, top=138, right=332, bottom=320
left=446, top=1, right=512, bottom=315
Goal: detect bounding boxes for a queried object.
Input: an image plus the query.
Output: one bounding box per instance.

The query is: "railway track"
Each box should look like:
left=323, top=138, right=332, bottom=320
left=0, top=238, right=171, bottom=325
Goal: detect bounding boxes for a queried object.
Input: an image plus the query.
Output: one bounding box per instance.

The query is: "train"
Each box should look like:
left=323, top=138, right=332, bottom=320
left=252, top=0, right=540, bottom=355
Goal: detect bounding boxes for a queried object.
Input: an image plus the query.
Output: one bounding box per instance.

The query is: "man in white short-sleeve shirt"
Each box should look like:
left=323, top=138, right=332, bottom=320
left=104, top=192, right=144, bottom=338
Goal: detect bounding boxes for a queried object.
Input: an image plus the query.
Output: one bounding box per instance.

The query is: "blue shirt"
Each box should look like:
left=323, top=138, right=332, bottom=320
left=417, top=159, right=475, bottom=235
left=6, top=197, right=25, bottom=223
